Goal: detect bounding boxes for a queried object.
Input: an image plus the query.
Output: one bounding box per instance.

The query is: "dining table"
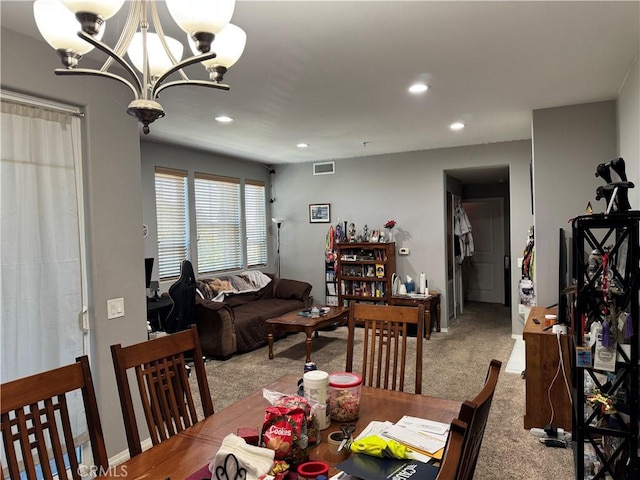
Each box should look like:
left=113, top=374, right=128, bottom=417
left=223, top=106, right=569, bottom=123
left=97, top=373, right=462, bottom=480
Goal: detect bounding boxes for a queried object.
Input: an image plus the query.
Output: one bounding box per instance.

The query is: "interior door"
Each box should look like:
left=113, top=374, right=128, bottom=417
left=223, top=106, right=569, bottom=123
left=462, top=197, right=505, bottom=303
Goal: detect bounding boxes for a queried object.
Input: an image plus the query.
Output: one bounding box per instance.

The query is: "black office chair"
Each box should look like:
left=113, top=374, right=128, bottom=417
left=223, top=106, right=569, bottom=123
left=164, top=260, right=196, bottom=333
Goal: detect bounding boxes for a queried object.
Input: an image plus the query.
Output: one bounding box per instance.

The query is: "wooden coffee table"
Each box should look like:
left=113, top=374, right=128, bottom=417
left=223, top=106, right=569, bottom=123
left=266, top=306, right=349, bottom=361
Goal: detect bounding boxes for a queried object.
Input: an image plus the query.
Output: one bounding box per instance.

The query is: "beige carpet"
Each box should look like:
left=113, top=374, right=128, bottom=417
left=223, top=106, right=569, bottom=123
left=195, top=301, right=575, bottom=479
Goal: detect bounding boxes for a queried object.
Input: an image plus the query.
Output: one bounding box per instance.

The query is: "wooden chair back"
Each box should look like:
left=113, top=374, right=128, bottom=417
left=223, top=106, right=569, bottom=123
left=346, top=303, right=424, bottom=394
left=1, top=356, right=108, bottom=480
left=110, top=325, right=214, bottom=458
left=457, top=359, right=502, bottom=480
left=436, top=418, right=468, bottom=480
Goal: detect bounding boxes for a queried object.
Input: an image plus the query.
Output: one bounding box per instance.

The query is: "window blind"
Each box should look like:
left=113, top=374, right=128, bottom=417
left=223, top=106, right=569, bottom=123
left=245, top=180, right=267, bottom=267
left=194, top=173, right=242, bottom=274
left=155, top=167, right=189, bottom=279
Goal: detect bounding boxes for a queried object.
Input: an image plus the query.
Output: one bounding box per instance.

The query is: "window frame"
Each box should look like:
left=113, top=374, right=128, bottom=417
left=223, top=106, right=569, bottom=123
left=154, top=167, right=190, bottom=280
left=244, top=179, right=268, bottom=268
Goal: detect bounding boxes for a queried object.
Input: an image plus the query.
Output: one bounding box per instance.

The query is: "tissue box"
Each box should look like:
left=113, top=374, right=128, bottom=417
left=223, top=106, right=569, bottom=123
left=237, top=427, right=260, bottom=446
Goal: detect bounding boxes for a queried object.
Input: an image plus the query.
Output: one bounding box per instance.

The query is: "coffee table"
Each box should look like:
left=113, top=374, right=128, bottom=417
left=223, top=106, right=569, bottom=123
left=266, top=306, right=349, bottom=361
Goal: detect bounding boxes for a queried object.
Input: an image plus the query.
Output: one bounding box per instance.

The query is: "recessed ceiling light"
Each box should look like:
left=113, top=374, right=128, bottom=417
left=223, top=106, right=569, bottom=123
left=215, top=115, right=233, bottom=123
left=450, top=122, right=465, bottom=131
left=408, top=83, right=429, bottom=94
left=297, top=143, right=309, bottom=148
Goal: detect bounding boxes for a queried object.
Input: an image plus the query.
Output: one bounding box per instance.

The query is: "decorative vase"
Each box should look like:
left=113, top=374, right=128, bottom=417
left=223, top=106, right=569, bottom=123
left=385, top=228, right=394, bottom=243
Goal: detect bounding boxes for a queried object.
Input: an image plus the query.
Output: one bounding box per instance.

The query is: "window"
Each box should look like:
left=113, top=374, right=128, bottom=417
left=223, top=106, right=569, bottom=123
left=245, top=180, right=267, bottom=267
left=155, top=168, right=189, bottom=279
left=194, top=173, right=242, bottom=273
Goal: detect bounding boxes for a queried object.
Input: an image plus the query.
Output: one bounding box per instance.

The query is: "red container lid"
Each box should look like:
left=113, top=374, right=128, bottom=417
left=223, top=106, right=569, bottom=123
left=328, top=372, right=362, bottom=388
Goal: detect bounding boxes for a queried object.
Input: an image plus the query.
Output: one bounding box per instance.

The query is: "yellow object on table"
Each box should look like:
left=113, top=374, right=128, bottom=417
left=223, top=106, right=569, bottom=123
left=349, top=435, right=413, bottom=459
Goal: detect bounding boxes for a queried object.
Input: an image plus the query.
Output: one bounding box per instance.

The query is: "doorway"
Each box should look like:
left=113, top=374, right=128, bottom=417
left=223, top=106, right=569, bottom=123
left=445, top=166, right=510, bottom=317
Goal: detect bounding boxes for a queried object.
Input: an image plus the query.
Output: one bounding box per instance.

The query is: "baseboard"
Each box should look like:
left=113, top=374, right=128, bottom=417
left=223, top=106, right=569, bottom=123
left=109, top=438, right=153, bottom=466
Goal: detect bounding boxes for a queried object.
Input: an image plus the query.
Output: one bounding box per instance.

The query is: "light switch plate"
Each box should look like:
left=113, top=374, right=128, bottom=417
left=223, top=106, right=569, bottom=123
left=107, top=297, right=125, bottom=319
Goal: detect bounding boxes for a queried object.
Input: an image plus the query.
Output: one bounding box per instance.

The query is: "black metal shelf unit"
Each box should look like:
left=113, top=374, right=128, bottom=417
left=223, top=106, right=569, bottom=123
left=571, top=212, right=639, bottom=479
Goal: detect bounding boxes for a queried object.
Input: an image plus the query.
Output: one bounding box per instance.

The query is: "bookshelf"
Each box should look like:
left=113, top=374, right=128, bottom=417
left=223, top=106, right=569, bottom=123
left=336, top=242, right=396, bottom=306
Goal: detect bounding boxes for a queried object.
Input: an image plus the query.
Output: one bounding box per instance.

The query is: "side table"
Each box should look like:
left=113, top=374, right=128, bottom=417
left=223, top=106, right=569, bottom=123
left=389, top=291, right=441, bottom=340
left=146, top=296, right=173, bottom=331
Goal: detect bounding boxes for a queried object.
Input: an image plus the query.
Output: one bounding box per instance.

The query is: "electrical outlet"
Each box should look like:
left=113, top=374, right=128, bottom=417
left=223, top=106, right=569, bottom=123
left=107, top=298, right=125, bottom=319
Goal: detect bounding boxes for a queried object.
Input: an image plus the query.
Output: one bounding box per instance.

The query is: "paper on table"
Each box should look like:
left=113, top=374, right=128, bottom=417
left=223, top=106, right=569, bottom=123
left=383, top=424, right=447, bottom=455
left=353, top=421, right=433, bottom=463
left=395, top=415, right=449, bottom=435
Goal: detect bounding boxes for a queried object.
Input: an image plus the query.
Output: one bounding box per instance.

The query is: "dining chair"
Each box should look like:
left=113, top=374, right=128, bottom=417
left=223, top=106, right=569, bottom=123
left=457, top=359, right=502, bottom=480
left=435, top=418, right=468, bottom=480
left=346, top=303, right=424, bottom=394
left=110, top=324, right=214, bottom=458
left=1, top=356, right=108, bottom=480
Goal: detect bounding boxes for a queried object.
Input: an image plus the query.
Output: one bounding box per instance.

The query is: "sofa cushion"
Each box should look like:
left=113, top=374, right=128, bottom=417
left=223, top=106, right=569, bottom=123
left=224, top=282, right=274, bottom=308
left=274, top=278, right=312, bottom=301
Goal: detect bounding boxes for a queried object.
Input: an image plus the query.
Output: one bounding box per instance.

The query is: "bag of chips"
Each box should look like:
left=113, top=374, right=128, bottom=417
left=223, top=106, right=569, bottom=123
left=261, top=405, right=309, bottom=466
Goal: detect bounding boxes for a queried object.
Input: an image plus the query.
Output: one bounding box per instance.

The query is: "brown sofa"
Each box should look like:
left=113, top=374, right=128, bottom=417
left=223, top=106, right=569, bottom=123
left=193, top=275, right=312, bottom=359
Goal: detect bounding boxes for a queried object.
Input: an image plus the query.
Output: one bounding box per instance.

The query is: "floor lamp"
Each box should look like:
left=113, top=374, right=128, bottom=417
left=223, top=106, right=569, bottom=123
left=272, top=217, right=284, bottom=277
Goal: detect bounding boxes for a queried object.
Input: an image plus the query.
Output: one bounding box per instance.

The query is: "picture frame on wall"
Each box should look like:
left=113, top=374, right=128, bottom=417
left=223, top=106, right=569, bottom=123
left=309, top=203, right=331, bottom=223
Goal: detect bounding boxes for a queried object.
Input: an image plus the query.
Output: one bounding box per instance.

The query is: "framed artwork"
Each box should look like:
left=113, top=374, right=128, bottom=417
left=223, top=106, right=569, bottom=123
left=309, top=203, right=331, bottom=223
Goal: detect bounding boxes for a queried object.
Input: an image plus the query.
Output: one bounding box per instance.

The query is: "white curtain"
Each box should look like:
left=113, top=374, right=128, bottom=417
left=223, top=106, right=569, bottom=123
left=1, top=93, right=87, bottom=447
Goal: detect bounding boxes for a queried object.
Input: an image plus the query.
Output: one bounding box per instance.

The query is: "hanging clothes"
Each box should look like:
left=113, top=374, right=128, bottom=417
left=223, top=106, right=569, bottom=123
left=453, top=203, right=474, bottom=264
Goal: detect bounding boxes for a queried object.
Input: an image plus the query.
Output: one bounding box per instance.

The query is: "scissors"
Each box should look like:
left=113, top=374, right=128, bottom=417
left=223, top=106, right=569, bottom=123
left=337, top=423, right=356, bottom=452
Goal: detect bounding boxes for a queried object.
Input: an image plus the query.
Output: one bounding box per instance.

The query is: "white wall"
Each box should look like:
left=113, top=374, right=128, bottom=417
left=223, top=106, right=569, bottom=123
left=1, top=27, right=147, bottom=457
left=617, top=51, right=639, bottom=209
left=532, top=101, right=617, bottom=308
left=272, top=140, right=532, bottom=334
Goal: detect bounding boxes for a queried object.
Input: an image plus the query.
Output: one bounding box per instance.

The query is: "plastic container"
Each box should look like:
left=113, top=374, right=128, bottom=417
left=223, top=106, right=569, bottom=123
left=297, top=461, right=329, bottom=480
left=328, top=372, right=362, bottom=422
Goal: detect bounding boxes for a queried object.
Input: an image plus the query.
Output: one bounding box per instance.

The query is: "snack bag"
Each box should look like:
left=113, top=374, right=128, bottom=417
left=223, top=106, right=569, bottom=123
left=261, top=405, right=309, bottom=465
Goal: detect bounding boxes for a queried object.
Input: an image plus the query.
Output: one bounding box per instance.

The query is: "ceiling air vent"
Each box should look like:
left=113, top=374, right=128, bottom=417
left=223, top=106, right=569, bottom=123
left=313, top=161, right=335, bottom=175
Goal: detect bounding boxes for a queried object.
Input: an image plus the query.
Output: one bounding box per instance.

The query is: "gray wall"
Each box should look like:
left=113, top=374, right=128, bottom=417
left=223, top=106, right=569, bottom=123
left=617, top=51, right=639, bottom=210
left=1, top=28, right=147, bottom=457
left=140, top=140, right=274, bottom=291
left=532, top=101, right=617, bottom=308
left=270, top=141, right=533, bottom=334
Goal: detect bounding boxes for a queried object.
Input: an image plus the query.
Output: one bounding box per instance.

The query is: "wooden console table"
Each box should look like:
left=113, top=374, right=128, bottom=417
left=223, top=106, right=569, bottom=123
left=523, top=306, right=572, bottom=431
left=389, top=291, right=441, bottom=339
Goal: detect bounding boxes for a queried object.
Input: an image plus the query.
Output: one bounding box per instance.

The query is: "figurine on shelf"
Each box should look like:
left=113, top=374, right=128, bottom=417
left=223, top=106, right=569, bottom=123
left=348, top=223, right=356, bottom=242
left=363, top=224, right=369, bottom=242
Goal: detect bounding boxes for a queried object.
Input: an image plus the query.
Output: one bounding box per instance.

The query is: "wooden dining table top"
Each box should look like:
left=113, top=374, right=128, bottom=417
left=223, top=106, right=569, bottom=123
left=98, top=373, right=462, bottom=480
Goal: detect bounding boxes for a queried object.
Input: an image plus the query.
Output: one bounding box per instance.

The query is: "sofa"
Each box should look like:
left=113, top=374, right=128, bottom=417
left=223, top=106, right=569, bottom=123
left=193, top=273, right=312, bottom=359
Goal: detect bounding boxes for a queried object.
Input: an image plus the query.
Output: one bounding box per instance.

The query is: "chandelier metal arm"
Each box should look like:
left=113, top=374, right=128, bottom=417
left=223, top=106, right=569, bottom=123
left=55, top=68, right=141, bottom=100
left=154, top=80, right=230, bottom=98
left=77, top=31, right=143, bottom=96
left=151, top=52, right=219, bottom=98
left=102, top=0, right=141, bottom=73
left=149, top=0, right=188, bottom=83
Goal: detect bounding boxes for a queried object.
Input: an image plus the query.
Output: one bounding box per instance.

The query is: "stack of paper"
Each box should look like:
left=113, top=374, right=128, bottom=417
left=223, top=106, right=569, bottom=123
left=382, top=415, right=450, bottom=460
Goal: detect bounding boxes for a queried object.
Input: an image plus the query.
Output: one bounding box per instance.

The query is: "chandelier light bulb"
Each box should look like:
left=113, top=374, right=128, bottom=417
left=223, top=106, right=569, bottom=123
left=189, top=23, right=246, bottom=81
left=127, top=32, right=184, bottom=78
left=61, top=0, right=125, bottom=35
left=167, top=0, right=236, bottom=53
left=34, top=0, right=104, bottom=67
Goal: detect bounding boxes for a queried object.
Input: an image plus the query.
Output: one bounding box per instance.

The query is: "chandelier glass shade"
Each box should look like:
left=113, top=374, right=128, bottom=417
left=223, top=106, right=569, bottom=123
left=33, top=0, right=246, bottom=134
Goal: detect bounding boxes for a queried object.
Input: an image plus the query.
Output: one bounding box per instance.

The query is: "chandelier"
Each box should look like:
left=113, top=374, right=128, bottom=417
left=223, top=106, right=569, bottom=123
left=33, top=0, right=246, bottom=134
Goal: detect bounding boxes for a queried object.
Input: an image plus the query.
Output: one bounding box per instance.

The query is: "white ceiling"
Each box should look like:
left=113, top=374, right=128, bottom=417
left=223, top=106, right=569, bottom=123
left=2, top=1, right=639, bottom=172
